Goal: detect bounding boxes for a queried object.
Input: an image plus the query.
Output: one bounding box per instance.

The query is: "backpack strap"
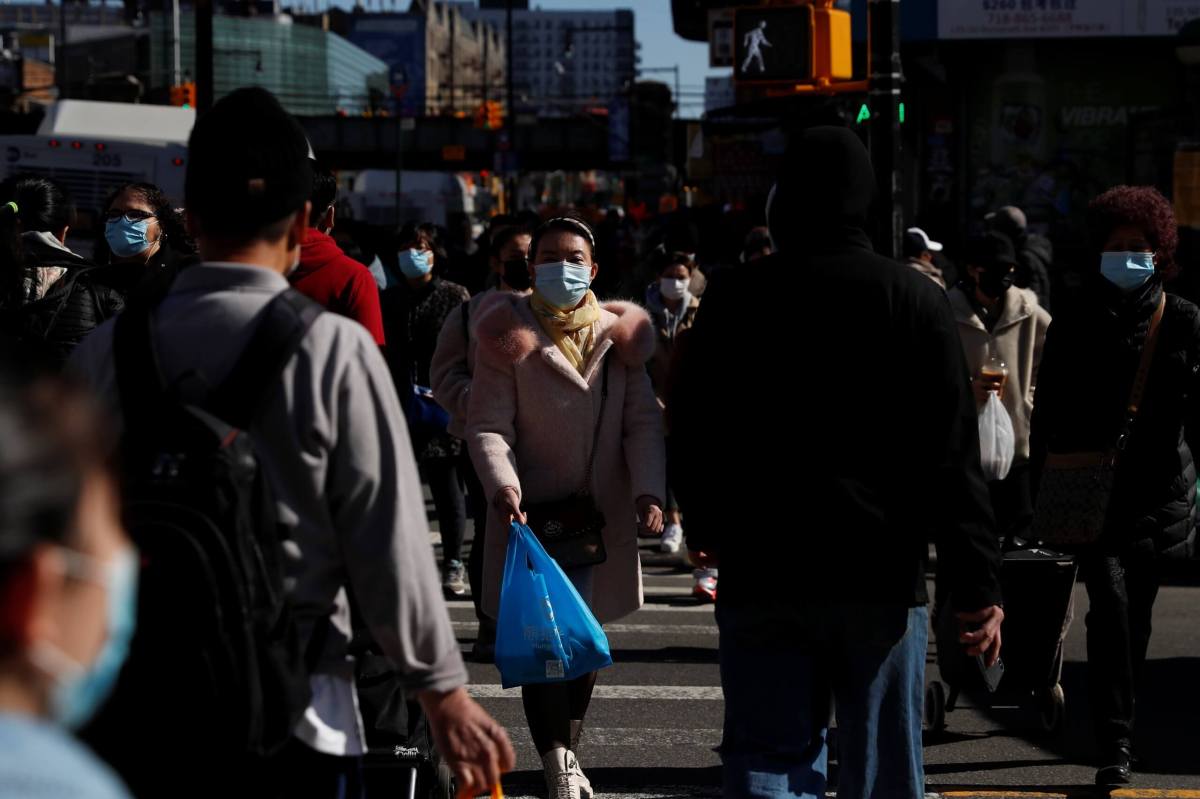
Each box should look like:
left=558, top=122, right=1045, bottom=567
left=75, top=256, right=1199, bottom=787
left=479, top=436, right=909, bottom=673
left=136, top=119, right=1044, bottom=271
left=207, top=289, right=324, bottom=430
left=460, top=298, right=470, bottom=341
left=113, top=300, right=170, bottom=428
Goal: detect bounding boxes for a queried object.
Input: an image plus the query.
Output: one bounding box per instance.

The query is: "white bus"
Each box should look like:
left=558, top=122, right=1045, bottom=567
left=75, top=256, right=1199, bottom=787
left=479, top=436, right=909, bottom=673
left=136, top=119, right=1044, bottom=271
left=0, top=100, right=194, bottom=229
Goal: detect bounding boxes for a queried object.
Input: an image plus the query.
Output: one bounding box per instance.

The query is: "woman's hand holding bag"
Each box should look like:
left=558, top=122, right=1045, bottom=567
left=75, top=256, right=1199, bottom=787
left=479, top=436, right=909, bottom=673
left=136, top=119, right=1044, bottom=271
left=495, top=522, right=612, bottom=689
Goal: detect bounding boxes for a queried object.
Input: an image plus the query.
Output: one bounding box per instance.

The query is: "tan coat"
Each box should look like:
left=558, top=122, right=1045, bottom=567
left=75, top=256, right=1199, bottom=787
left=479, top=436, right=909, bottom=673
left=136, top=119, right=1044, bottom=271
left=948, top=285, right=1051, bottom=463
left=430, top=287, right=531, bottom=439
left=468, top=293, right=666, bottom=623
left=906, top=256, right=946, bottom=290
left=646, top=293, right=700, bottom=404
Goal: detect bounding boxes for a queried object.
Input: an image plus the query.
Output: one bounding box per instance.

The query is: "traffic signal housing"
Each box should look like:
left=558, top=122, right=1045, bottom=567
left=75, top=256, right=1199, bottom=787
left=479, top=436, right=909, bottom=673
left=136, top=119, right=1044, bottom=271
left=170, top=82, right=197, bottom=108
left=733, top=3, right=851, bottom=87
left=475, top=100, right=504, bottom=130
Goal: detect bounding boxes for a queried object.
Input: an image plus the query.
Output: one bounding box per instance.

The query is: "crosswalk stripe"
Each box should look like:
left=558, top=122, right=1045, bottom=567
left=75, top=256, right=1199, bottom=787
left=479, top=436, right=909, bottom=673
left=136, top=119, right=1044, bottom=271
left=468, top=684, right=724, bottom=700
left=450, top=621, right=717, bottom=636
left=444, top=600, right=717, bottom=614
left=498, top=788, right=721, bottom=799
left=937, top=793, right=1200, bottom=799
left=502, top=726, right=721, bottom=749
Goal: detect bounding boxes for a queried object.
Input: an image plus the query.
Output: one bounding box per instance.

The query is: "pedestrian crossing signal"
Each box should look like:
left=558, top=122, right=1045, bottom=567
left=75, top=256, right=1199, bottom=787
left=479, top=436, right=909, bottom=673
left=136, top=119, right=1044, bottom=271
left=170, top=82, right=197, bottom=109
left=733, top=4, right=851, bottom=86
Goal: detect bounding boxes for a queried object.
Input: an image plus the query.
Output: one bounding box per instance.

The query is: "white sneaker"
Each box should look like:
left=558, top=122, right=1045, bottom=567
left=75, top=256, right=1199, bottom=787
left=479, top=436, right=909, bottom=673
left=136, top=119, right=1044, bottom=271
left=573, top=754, right=593, bottom=799
left=660, top=522, right=684, bottom=554
left=542, top=747, right=581, bottom=799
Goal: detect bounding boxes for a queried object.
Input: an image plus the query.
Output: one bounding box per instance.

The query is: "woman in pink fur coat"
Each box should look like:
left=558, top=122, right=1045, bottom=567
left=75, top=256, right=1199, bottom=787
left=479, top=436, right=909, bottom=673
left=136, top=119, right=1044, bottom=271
left=468, top=216, right=666, bottom=799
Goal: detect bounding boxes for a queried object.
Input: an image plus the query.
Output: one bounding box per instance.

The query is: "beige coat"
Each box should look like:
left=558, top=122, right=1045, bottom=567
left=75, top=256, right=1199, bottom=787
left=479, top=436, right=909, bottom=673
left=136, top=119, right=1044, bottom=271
left=430, top=287, right=531, bottom=439
left=948, top=285, right=1051, bottom=463
left=468, top=293, right=666, bottom=623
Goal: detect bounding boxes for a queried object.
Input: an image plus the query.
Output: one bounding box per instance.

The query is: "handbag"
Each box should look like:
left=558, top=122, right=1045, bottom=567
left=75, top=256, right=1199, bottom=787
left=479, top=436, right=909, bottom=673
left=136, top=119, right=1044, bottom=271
left=1033, top=294, right=1164, bottom=548
left=523, top=358, right=610, bottom=569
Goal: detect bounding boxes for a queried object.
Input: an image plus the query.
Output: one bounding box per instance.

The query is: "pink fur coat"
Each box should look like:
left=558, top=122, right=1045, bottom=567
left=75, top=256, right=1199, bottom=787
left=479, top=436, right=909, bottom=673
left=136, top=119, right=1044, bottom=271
left=467, top=292, right=666, bottom=623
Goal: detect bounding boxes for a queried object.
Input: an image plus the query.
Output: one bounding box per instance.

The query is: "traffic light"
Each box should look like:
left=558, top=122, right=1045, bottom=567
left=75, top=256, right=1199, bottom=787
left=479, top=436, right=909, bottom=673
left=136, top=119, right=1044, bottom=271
left=733, top=4, right=851, bottom=85
left=475, top=101, right=504, bottom=130
left=170, top=82, right=197, bottom=108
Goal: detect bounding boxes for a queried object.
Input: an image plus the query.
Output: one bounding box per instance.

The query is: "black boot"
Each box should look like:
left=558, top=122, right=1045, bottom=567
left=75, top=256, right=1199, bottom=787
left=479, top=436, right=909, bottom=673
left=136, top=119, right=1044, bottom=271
left=1095, top=740, right=1133, bottom=787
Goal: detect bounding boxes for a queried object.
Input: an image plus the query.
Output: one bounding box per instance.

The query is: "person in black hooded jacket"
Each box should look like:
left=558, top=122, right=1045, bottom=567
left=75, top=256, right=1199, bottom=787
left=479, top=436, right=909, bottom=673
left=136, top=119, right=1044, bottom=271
left=668, top=127, right=1003, bottom=799
left=1030, top=186, right=1199, bottom=788
left=0, top=177, right=123, bottom=370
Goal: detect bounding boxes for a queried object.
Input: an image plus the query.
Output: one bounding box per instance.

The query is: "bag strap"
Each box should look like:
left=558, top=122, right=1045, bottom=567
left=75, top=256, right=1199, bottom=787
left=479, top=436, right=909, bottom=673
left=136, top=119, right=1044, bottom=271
left=207, top=289, right=324, bottom=430
left=1117, top=292, right=1166, bottom=451
left=579, top=355, right=611, bottom=497
left=460, top=298, right=470, bottom=341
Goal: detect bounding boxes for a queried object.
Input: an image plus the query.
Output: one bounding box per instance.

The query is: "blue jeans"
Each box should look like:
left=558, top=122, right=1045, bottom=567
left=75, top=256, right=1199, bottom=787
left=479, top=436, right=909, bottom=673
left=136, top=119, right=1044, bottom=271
left=717, top=602, right=927, bottom=799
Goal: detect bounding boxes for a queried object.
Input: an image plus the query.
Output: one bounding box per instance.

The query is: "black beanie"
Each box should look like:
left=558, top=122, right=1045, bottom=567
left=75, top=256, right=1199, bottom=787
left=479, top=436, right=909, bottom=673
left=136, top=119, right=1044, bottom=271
left=966, top=231, right=1018, bottom=271
left=185, top=87, right=313, bottom=238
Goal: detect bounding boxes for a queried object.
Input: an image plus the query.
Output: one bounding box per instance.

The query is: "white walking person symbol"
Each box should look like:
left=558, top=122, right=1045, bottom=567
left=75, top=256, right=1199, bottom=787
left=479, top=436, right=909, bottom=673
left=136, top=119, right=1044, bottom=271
left=742, top=20, right=771, bottom=74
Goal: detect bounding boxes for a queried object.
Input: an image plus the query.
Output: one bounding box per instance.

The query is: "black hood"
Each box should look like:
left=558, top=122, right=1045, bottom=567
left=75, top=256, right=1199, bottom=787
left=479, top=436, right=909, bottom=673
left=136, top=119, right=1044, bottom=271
left=767, top=126, right=876, bottom=254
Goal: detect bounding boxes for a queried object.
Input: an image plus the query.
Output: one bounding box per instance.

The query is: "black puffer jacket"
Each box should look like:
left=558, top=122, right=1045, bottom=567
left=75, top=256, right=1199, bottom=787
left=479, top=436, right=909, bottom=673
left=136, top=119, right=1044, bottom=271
left=1031, top=276, right=1200, bottom=558
left=1, top=237, right=124, bottom=369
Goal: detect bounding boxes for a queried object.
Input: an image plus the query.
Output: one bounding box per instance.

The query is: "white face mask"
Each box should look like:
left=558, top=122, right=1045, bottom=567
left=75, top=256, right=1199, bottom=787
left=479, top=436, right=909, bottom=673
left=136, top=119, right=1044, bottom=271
left=659, top=277, right=688, bottom=301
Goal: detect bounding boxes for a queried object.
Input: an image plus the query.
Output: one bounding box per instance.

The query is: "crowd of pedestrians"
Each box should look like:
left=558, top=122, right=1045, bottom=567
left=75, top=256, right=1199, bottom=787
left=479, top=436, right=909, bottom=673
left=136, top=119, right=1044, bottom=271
left=0, top=87, right=1194, bottom=799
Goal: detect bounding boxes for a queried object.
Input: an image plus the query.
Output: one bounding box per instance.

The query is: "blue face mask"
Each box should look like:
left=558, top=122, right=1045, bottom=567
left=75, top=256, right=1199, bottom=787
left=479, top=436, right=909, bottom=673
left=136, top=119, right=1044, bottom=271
left=105, top=217, right=154, bottom=260
left=534, top=261, right=593, bottom=309
left=31, top=548, right=139, bottom=729
left=397, top=248, right=434, bottom=279
left=1100, top=251, right=1156, bottom=293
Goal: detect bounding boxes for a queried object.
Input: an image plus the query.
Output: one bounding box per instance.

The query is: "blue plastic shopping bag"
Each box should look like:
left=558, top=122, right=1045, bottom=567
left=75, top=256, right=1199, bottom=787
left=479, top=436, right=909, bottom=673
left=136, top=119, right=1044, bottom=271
left=495, top=522, right=613, bottom=689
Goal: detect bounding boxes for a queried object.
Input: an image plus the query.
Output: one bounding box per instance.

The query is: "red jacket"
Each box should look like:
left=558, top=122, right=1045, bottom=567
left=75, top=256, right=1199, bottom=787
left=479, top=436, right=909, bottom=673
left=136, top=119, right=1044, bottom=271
left=291, top=229, right=386, bottom=345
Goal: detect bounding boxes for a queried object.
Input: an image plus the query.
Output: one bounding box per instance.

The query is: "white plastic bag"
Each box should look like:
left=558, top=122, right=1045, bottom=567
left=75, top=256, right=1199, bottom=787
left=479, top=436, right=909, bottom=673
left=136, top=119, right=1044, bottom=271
left=978, top=392, right=1015, bottom=482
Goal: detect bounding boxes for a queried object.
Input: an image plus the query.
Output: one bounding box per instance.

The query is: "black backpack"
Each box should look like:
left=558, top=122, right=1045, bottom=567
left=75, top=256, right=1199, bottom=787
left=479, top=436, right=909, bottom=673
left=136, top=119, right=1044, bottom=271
left=83, top=289, right=322, bottom=792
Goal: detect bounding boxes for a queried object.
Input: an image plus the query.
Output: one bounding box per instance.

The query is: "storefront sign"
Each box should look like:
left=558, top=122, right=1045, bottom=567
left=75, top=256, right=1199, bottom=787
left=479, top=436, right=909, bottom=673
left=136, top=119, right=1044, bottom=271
left=939, top=1, right=1200, bottom=39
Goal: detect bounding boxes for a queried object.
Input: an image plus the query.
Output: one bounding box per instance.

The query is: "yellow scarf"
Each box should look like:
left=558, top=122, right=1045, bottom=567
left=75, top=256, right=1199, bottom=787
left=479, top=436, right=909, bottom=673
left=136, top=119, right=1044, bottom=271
left=531, top=290, right=601, bottom=374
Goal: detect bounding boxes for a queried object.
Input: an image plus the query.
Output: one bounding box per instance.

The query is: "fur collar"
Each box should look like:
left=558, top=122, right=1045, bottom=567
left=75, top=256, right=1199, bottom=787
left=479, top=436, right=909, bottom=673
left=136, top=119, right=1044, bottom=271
left=475, top=293, right=656, bottom=367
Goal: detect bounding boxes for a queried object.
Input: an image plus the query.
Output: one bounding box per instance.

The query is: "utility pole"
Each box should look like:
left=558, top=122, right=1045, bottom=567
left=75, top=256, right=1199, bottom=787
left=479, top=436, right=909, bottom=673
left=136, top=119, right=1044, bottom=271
left=505, top=0, right=515, bottom=210
left=172, top=0, right=182, bottom=88
left=196, top=0, right=214, bottom=112
left=868, top=0, right=902, bottom=259
left=57, top=0, right=67, bottom=99
left=448, top=8, right=456, bottom=115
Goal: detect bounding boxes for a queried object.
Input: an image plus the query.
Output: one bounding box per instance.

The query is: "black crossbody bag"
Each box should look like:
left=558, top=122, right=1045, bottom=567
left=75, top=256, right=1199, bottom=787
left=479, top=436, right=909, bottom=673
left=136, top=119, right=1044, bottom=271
left=523, top=358, right=610, bottom=569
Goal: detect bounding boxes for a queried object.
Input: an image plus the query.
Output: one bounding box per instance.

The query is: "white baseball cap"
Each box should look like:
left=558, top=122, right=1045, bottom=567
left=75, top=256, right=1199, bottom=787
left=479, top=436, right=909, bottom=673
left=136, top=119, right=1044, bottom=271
left=905, top=227, right=943, bottom=252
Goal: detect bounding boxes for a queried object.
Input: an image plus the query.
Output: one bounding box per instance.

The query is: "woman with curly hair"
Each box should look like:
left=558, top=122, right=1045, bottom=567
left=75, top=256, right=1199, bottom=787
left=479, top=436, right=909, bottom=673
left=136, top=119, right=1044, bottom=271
left=1031, top=186, right=1198, bottom=787
left=91, top=182, right=196, bottom=300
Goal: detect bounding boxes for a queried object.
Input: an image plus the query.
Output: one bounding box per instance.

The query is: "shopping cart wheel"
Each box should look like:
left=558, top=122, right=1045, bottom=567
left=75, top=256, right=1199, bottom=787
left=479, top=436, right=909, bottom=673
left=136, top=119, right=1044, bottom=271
left=925, top=681, right=947, bottom=732
left=1037, top=682, right=1066, bottom=735
left=434, top=761, right=456, bottom=799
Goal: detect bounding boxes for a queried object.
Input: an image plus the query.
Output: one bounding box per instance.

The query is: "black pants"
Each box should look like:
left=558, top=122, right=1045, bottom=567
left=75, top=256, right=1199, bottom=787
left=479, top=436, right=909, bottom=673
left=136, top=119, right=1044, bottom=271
left=461, top=448, right=489, bottom=621
left=1081, top=548, right=1160, bottom=751
left=989, top=462, right=1033, bottom=542
left=266, top=739, right=365, bottom=799
left=425, top=456, right=466, bottom=566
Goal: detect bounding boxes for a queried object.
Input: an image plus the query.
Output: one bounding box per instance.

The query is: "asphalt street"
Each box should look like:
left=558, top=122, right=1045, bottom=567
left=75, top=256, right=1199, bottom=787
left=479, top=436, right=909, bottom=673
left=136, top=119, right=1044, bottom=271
left=433, top=518, right=1200, bottom=799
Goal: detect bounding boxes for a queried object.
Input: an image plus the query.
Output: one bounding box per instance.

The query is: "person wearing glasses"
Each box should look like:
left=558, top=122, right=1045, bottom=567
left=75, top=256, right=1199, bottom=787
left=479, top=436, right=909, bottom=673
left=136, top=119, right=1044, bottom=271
left=0, top=176, right=124, bottom=369
left=92, top=182, right=197, bottom=302
left=430, top=222, right=534, bottom=661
